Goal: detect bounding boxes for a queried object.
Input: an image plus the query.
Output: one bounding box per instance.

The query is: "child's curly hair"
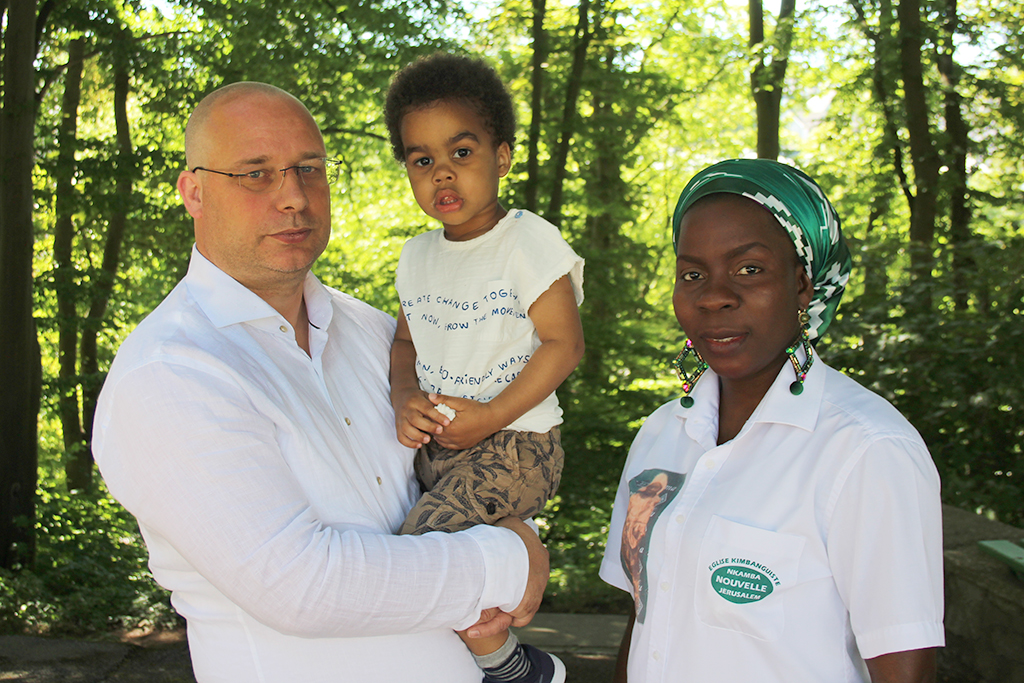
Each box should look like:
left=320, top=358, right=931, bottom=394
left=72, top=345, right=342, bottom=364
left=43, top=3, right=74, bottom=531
left=384, top=53, right=516, bottom=162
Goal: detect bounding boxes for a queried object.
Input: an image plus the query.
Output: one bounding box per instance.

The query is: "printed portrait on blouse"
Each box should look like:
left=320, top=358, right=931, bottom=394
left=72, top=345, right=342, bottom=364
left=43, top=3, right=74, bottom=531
left=621, top=469, right=685, bottom=622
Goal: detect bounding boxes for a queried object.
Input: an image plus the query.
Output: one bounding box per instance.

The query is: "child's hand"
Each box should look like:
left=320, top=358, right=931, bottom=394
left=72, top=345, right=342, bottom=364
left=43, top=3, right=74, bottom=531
left=427, top=394, right=503, bottom=450
left=392, top=387, right=451, bottom=448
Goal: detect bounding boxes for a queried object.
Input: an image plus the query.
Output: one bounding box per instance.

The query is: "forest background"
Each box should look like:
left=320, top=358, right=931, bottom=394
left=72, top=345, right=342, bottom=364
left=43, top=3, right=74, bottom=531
left=1, top=0, right=1022, bottom=635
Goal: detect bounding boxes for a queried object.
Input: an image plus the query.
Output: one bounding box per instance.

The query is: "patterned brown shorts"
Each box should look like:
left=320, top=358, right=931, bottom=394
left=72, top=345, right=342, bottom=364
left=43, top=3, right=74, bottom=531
left=399, top=427, right=564, bottom=535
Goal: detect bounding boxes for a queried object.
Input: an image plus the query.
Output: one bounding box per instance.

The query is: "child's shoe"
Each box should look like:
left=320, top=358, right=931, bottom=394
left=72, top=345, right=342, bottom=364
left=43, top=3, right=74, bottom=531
left=482, top=643, right=566, bottom=683
left=522, top=643, right=566, bottom=683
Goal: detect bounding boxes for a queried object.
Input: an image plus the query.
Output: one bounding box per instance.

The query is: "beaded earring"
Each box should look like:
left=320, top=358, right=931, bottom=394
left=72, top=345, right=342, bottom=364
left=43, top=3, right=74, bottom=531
left=672, top=339, right=708, bottom=408
left=786, top=309, right=814, bottom=395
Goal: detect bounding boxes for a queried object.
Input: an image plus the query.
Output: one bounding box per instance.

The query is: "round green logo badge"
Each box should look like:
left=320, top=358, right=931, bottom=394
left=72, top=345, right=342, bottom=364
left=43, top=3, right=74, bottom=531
left=711, top=565, right=775, bottom=604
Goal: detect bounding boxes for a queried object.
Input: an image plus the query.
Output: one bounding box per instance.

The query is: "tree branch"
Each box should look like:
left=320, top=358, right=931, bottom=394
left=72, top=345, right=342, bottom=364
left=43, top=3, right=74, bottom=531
left=320, top=127, right=388, bottom=142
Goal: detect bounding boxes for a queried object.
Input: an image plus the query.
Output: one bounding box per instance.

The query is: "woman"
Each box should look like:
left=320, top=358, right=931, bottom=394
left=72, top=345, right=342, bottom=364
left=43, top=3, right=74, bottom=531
left=601, top=159, right=944, bottom=682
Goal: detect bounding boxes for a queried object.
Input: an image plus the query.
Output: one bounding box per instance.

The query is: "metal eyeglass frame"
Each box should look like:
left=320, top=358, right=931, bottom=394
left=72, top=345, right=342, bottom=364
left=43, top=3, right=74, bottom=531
left=191, top=158, right=341, bottom=193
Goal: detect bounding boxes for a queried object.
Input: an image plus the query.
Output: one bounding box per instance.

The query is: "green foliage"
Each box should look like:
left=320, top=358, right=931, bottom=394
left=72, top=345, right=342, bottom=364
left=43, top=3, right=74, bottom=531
left=0, top=485, right=177, bottom=635
left=827, top=232, right=1024, bottom=526
left=539, top=493, right=633, bottom=615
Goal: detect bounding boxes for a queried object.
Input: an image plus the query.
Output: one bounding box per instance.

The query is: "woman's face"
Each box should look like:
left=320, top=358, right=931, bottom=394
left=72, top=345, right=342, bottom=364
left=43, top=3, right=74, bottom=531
left=673, top=194, right=813, bottom=393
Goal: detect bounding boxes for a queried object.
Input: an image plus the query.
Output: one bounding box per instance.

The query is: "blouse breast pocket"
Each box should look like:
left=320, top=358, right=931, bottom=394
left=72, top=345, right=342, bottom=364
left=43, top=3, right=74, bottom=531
left=694, top=515, right=805, bottom=642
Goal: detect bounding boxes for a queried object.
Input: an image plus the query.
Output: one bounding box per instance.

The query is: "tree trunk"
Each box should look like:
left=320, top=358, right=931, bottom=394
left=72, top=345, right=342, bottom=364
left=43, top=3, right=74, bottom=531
left=0, top=0, right=41, bottom=570
left=524, top=0, right=547, bottom=214
left=547, top=0, right=592, bottom=226
left=849, top=0, right=914, bottom=208
left=936, top=0, right=972, bottom=312
left=848, top=0, right=902, bottom=316
left=862, top=187, right=894, bottom=309
left=577, top=50, right=624, bottom=386
left=55, top=38, right=89, bottom=490
left=898, top=0, right=941, bottom=314
left=750, top=0, right=795, bottom=160
left=79, top=41, right=133, bottom=481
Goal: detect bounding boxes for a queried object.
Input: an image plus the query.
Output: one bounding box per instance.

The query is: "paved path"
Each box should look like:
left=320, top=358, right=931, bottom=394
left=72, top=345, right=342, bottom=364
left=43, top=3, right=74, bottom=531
left=0, top=613, right=627, bottom=682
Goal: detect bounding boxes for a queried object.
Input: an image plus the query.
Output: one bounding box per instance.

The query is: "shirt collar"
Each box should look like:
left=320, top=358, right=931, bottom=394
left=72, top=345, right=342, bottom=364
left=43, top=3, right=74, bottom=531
left=184, top=245, right=333, bottom=330
left=675, top=368, right=721, bottom=449
left=672, top=350, right=825, bottom=443
left=302, top=269, right=333, bottom=331
left=748, top=352, right=824, bottom=431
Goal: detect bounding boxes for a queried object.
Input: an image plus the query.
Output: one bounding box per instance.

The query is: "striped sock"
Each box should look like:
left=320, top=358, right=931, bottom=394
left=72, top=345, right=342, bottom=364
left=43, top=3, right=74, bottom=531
left=477, top=633, right=535, bottom=682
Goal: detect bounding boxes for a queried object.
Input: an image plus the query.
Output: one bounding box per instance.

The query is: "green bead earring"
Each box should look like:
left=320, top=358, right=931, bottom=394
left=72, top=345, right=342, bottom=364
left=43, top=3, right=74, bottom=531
left=786, top=310, right=814, bottom=395
left=673, top=339, right=708, bottom=408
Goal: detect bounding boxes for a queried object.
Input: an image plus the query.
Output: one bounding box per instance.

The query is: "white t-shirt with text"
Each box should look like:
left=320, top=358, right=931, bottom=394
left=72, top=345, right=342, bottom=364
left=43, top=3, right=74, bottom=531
left=396, top=209, right=584, bottom=433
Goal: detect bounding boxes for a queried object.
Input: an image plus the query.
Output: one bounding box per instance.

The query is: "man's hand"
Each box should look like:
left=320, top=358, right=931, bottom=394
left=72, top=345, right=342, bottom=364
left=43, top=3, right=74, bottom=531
left=497, top=516, right=549, bottom=627
left=464, top=516, right=549, bottom=639
left=465, top=607, right=514, bottom=640
left=428, top=394, right=503, bottom=450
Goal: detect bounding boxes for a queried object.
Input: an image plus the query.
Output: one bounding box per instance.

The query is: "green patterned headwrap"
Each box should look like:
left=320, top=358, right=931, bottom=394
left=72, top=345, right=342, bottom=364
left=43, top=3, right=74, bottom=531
left=672, top=158, right=852, bottom=342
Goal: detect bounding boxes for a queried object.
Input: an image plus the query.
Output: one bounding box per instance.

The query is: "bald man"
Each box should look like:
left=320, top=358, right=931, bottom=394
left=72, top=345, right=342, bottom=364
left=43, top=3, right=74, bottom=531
left=93, top=82, right=548, bottom=683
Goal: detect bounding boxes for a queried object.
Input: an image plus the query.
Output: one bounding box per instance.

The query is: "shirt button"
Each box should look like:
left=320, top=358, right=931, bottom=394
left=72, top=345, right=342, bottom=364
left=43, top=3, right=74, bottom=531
left=675, top=514, right=685, bottom=524
left=660, top=581, right=670, bottom=591
left=652, top=651, right=661, bottom=661
left=279, top=325, right=288, bottom=333
left=376, top=476, right=383, bottom=485
left=344, top=417, right=352, bottom=425
left=705, top=459, right=716, bottom=469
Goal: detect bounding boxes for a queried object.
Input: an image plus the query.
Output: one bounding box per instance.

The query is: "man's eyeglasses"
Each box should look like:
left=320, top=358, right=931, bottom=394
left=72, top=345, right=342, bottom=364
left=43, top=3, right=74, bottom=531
left=192, top=158, right=342, bottom=194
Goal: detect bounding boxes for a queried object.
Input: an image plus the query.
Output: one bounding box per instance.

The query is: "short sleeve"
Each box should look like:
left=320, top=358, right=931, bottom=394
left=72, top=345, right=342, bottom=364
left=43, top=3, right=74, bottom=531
left=507, top=212, right=584, bottom=311
left=826, top=435, right=945, bottom=658
left=600, top=459, right=636, bottom=595
left=599, top=403, right=682, bottom=596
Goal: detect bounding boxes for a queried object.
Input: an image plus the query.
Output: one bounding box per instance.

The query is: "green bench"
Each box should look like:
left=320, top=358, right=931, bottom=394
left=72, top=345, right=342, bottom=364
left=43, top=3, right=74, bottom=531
left=978, top=539, right=1024, bottom=581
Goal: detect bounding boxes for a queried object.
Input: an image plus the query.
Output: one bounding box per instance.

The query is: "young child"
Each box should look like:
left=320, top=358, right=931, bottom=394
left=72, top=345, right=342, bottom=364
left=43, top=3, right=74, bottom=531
left=601, top=159, right=944, bottom=683
left=384, top=53, right=585, bottom=683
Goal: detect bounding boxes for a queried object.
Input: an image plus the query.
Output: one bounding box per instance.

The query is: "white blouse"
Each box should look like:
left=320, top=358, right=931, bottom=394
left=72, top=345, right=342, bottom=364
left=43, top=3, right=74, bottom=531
left=601, top=359, right=944, bottom=683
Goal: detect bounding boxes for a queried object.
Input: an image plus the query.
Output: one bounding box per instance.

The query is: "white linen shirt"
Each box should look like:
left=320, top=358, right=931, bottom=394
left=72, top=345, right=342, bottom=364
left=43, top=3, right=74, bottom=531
left=600, top=358, right=944, bottom=683
left=395, top=208, right=584, bottom=433
left=94, top=247, right=528, bottom=683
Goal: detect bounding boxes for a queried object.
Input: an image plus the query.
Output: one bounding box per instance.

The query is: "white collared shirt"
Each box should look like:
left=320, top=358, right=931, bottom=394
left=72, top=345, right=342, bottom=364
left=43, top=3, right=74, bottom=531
left=600, top=358, right=944, bottom=683
left=94, top=247, right=528, bottom=683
